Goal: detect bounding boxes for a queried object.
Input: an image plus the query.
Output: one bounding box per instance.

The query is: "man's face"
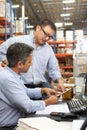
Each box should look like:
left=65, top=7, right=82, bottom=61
left=20, top=55, right=32, bottom=73
left=35, top=25, right=55, bottom=45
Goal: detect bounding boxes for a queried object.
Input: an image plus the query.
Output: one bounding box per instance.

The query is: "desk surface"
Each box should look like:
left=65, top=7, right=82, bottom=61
left=27, top=99, right=87, bottom=130
left=16, top=98, right=87, bottom=130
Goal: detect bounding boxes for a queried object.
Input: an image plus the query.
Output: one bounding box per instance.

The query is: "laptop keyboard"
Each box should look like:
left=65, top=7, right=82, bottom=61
left=67, top=99, right=87, bottom=114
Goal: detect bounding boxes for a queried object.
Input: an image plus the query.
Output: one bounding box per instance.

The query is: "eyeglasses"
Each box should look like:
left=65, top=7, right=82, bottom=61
left=40, top=26, right=53, bottom=40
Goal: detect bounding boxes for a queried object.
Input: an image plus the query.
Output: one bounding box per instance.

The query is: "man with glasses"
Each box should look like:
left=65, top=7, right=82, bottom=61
left=0, top=19, right=65, bottom=92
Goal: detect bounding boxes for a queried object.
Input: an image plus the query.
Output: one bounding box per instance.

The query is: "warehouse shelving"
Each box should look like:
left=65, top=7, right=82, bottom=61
left=48, top=40, right=77, bottom=78
left=0, top=0, right=14, bottom=44
left=0, top=17, right=10, bottom=44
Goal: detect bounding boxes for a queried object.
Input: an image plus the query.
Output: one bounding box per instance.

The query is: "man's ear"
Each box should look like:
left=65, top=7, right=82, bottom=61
left=36, top=25, right=41, bottom=31
left=17, top=61, right=23, bottom=69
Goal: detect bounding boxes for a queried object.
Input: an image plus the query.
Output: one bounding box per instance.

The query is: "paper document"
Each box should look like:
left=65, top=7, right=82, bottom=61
left=18, top=117, right=72, bottom=130
left=72, top=120, right=87, bottom=130
left=36, top=103, right=70, bottom=115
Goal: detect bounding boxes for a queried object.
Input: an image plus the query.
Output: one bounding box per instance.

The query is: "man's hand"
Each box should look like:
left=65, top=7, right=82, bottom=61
left=54, top=82, right=65, bottom=92
left=41, top=88, right=58, bottom=97
left=54, top=78, right=65, bottom=92
left=2, top=60, right=8, bottom=65
left=44, top=95, right=58, bottom=106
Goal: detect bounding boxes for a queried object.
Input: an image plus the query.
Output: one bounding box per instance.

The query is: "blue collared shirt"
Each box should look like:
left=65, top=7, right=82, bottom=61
left=0, top=33, right=62, bottom=84
left=0, top=66, right=45, bottom=126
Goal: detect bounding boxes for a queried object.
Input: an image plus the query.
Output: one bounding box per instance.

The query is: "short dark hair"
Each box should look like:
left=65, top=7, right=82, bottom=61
left=35, top=19, right=56, bottom=32
left=7, top=43, right=34, bottom=67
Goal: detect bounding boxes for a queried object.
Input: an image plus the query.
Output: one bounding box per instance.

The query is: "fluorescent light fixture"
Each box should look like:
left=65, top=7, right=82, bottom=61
left=12, top=5, right=19, bottom=8
left=60, top=13, right=70, bottom=17
left=81, top=20, right=87, bottom=23
left=55, top=22, right=63, bottom=27
left=27, top=25, right=34, bottom=28
left=63, top=7, right=73, bottom=10
left=64, top=17, right=70, bottom=20
left=19, top=17, right=28, bottom=20
left=41, top=0, right=53, bottom=1
left=63, top=0, right=75, bottom=3
left=64, top=22, right=73, bottom=25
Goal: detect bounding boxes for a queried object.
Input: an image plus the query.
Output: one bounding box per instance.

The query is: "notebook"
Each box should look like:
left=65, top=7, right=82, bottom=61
left=17, top=117, right=72, bottom=130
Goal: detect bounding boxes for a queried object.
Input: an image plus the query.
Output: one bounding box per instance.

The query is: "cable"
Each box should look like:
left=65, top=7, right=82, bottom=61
left=80, top=118, right=87, bottom=130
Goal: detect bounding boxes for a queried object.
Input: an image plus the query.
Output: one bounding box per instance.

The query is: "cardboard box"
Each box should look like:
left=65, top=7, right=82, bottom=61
left=62, top=84, right=74, bottom=100
left=62, top=87, right=73, bottom=100
left=0, top=1, right=11, bottom=22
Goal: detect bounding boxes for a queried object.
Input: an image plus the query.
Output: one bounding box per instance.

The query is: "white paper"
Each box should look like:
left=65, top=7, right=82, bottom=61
left=36, top=103, right=70, bottom=115
left=72, top=120, right=87, bottom=130
left=18, top=117, right=72, bottom=130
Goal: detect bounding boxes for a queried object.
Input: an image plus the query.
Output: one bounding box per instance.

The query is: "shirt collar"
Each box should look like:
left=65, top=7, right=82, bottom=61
left=5, top=66, right=21, bottom=79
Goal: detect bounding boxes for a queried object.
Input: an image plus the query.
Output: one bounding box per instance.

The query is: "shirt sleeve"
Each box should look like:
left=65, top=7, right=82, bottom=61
left=0, top=35, right=31, bottom=61
left=47, top=46, right=62, bottom=81
left=25, top=87, right=42, bottom=99
left=0, top=38, right=14, bottom=61
left=1, top=77, right=45, bottom=113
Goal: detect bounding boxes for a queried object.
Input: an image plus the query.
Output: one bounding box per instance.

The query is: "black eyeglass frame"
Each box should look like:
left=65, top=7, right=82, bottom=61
left=40, top=26, right=53, bottom=40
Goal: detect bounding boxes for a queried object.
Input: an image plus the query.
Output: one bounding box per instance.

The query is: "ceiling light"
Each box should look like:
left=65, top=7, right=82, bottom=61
left=27, top=25, right=34, bottom=28
left=81, top=20, right=87, bottom=23
left=12, top=5, right=19, bottom=8
left=63, top=7, right=73, bottom=10
left=19, top=17, right=28, bottom=20
left=64, top=17, right=70, bottom=20
left=60, top=13, right=70, bottom=17
left=64, top=23, right=73, bottom=26
left=41, top=0, right=53, bottom=1
left=55, top=22, right=63, bottom=27
left=63, top=0, right=75, bottom=3
left=37, top=10, right=40, bottom=13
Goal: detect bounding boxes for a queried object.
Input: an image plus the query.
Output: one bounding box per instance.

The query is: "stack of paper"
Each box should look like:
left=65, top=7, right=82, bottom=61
left=17, top=117, right=72, bottom=130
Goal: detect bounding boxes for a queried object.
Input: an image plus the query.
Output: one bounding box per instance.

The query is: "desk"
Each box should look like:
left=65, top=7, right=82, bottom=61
left=29, top=99, right=87, bottom=130
left=16, top=99, right=87, bottom=130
